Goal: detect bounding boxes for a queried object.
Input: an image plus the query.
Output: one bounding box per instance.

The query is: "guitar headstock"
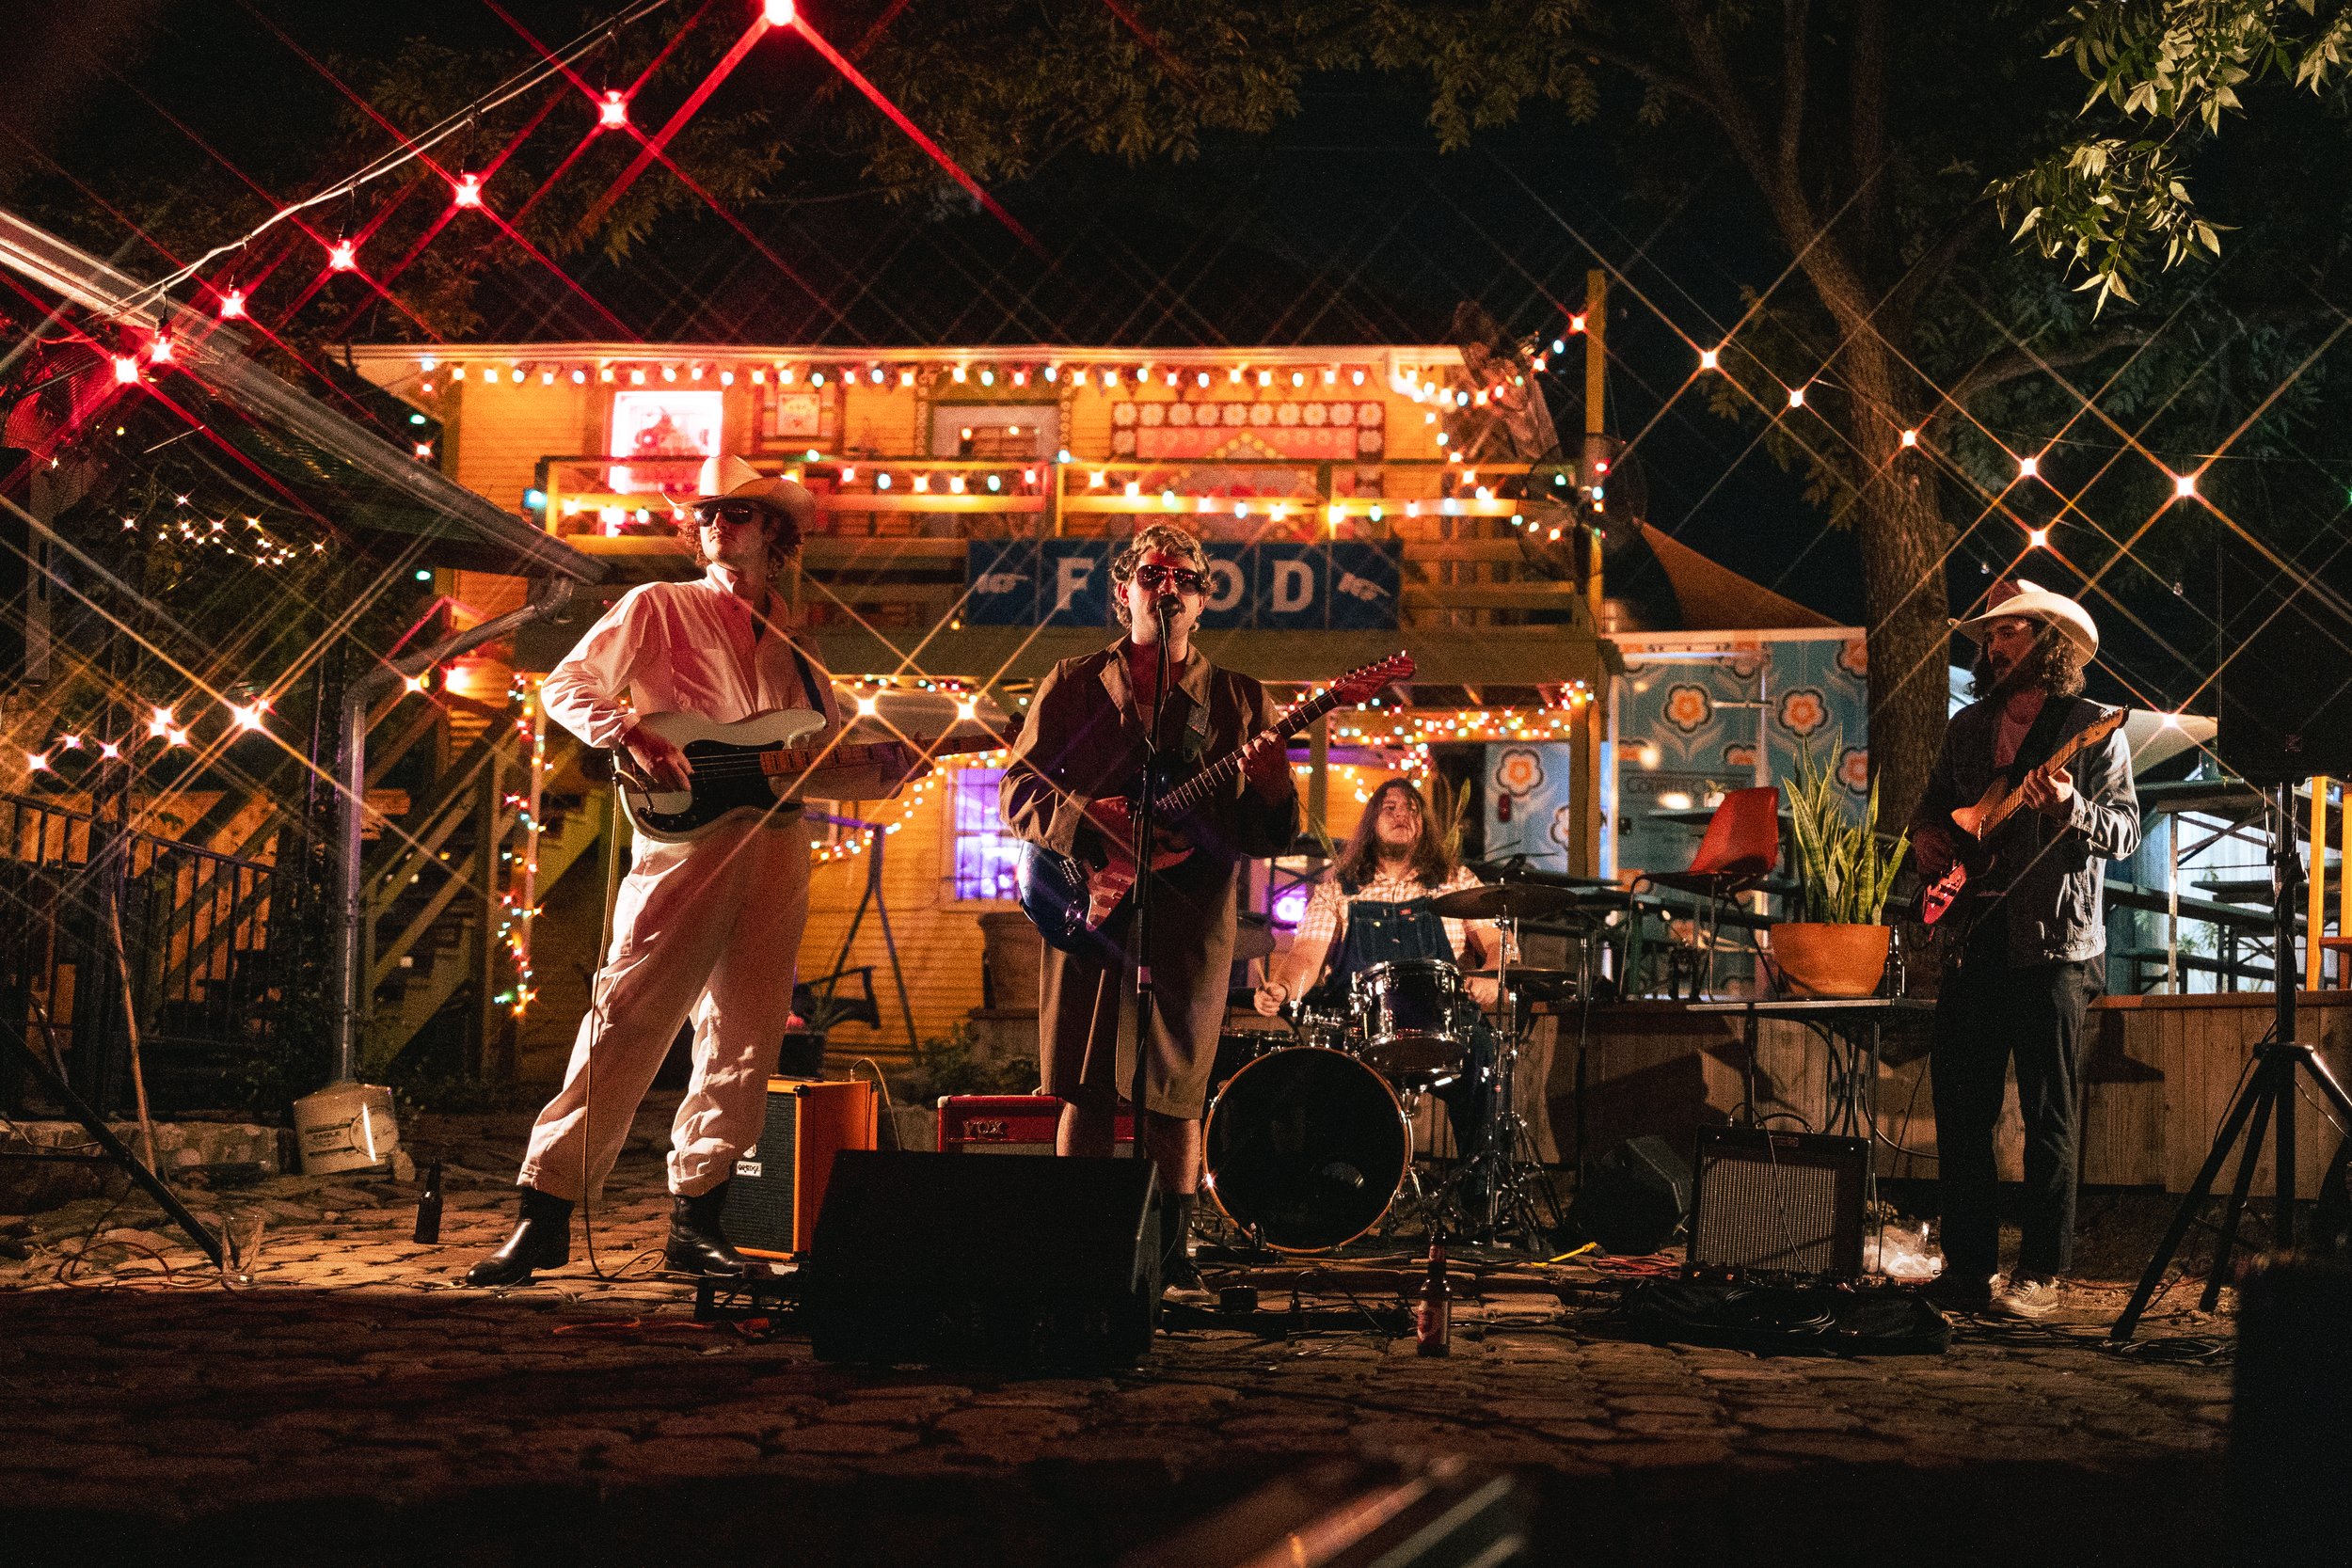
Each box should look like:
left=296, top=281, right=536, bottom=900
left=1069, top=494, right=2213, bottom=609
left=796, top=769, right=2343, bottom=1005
left=1330, top=651, right=1415, bottom=707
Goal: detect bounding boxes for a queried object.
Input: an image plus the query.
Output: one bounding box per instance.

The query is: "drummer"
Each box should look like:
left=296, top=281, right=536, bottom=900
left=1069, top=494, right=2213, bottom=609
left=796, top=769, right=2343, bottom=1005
left=1253, top=778, right=1511, bottom=1215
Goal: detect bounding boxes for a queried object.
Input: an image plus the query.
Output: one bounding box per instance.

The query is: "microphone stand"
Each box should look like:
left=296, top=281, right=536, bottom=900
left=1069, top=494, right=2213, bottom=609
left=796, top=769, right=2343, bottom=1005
left=1126, top=594, right=1181, bottom=1166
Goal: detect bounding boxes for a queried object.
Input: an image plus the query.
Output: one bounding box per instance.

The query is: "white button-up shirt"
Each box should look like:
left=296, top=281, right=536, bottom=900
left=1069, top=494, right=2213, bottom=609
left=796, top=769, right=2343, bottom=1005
left=540, top=564, right=839, bottom=749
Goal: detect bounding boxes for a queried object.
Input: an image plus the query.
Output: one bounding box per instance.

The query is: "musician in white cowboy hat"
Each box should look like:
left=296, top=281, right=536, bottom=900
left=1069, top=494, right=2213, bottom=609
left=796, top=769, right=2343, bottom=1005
left=1911, top=578, right=2140, bottom=1320
left=467, top=454, right=926, bottom=1288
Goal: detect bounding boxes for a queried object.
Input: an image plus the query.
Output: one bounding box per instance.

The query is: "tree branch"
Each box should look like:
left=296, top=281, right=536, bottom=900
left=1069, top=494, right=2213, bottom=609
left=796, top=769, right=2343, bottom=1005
left=1780, top=0, right=1809, bottom=192
left=1881, top=207, right=1994, bottom=334
left=1564, top=35, right=1713, bottom=110
left=1942, top=326, right=2151, bottom=409
left=1849, top=0, right=1887, bottom=260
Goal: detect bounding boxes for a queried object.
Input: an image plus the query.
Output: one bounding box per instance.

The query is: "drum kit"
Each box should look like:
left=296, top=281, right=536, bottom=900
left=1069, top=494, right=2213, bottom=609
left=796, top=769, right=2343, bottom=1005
left=1201, top=879, right=1620, bottom=1255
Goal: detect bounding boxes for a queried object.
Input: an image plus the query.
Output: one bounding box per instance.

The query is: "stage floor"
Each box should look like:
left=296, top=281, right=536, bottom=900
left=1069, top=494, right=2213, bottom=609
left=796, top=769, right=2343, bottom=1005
left=0, top=1102, right=2239, bottom=1566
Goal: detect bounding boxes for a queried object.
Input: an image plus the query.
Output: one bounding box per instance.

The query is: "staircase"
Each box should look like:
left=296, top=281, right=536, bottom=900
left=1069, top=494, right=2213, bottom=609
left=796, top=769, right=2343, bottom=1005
left=358, top=721, right=605, bottom=1078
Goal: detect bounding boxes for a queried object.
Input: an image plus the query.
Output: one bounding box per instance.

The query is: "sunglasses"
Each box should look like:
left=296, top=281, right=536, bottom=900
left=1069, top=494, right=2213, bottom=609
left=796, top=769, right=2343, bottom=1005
left=694, top=500, right=766, bottom=527
left=1132, top=563, right=1207, bottom=594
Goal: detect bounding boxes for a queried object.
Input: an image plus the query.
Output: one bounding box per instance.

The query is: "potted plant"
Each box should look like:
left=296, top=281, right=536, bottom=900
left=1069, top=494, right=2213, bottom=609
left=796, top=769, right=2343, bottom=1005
left=1772, top=739, right=1910, bottom=997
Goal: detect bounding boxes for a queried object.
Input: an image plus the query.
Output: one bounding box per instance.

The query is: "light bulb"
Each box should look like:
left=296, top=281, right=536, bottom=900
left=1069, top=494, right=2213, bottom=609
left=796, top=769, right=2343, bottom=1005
left=598, top=90, right=629, bottom=128
left=452, top=172, right=483, bottom=208
left=219, top=288, right=246, bottom=319
left=328, top=238, right=357, bottom=271
left=765, top=0, right=795, bottom=22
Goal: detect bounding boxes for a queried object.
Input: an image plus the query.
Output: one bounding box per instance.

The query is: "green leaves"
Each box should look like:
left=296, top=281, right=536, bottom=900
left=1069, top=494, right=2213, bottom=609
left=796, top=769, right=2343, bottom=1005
left=1999, top=0, right=2342, bottom=306
left=1784, top=737, right=1909, bottom=926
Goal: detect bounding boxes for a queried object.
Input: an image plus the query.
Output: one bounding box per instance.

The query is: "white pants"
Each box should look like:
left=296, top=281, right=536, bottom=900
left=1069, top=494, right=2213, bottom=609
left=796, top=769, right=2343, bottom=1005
left=517, top=817, right=811, bottom=1200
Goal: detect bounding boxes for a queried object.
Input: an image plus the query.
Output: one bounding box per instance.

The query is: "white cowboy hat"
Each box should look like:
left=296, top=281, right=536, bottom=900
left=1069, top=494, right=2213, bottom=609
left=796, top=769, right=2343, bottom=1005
left=691, top=453, right=815, bottom=537
left=1951, top=578, right=2098, bottom=659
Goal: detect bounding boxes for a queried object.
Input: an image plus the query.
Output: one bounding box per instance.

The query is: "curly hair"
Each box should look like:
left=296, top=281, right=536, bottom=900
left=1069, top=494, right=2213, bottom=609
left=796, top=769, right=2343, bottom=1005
left=1331, top=778, right=1458, bottom=892
left=1108, top=523, right=1208, bottom=628
left=1970, top=620, right=2089, bottom=701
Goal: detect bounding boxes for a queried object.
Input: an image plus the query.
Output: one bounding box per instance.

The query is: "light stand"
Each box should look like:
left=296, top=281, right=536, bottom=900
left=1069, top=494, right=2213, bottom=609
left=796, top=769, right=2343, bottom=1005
left=2112, top=780, right=2352, bottom=1341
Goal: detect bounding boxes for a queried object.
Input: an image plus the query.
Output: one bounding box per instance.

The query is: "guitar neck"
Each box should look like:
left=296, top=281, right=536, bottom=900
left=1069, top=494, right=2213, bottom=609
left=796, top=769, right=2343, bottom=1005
left=1158, top=688, right=1345, bottom=814
left=1980, top=712, right=2120, bottom=835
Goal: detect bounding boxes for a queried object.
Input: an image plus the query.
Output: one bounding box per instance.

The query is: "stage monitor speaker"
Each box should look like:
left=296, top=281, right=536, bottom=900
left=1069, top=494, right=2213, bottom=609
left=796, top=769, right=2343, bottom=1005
left=1565, top=1135, right=1690, bottom=1256
left=1687, top=1127, right=1867, bottom=1284
left=802, top=1150, right=1160, bottom=1370
left=722, top=1077, right=876, bottom=1258
left=2216, top=527, right=2352, bottom=783
left=2231, top=1254, right=2352, bottom=1566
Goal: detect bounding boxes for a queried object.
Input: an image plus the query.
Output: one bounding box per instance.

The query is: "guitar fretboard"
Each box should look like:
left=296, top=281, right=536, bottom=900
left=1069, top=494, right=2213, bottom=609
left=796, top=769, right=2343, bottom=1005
left=1157, top=687, right=1348, bottom=815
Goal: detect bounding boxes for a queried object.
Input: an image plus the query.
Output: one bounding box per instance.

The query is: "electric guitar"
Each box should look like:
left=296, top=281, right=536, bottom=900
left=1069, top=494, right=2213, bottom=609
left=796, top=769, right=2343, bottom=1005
left=1015, top=652, right=1415, bottom=957
left=1919, top=705, right=2126, bottom=926
left=612, top=708, right=1006, bottom=845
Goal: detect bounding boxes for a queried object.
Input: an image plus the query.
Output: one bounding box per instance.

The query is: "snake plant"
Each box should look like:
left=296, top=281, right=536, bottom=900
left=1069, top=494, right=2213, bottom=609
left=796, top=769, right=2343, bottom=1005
left=1784, top=738, right=1910, bottom=926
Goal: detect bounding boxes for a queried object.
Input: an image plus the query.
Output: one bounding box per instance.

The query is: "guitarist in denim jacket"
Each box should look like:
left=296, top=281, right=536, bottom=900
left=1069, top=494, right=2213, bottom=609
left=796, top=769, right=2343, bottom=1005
left=1909, top=582, right=2139, bottom=1319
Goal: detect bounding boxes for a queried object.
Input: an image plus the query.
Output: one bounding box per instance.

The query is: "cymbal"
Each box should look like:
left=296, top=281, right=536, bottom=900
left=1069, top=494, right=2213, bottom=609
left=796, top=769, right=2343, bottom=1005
left=1428, top=881, right=1583, bottom=920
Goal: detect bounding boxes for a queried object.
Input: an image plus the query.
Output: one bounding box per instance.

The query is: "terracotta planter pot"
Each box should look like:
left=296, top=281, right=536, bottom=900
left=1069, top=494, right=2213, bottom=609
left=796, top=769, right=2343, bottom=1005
left=1770, top=922, right=1892, bottom=999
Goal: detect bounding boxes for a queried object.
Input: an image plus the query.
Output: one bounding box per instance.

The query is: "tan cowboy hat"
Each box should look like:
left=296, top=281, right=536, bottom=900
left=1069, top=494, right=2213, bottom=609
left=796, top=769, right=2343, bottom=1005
left=692, top=453, right=815, bottom=537
left=1951, top=578, right=2098, bottom=659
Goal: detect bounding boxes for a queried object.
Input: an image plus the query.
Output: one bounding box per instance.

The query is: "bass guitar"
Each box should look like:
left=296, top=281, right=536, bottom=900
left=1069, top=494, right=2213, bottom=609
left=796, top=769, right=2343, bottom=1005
left=1016, top=651, right=1415, bottom=957
left=613, top=708, right=1006, bottom=845
left=1919, top=705, right=2126, bottom=926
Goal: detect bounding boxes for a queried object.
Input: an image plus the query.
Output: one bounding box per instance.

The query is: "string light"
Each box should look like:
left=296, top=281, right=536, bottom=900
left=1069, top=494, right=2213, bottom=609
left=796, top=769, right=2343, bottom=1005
left=598, top=89, right=630, bottom=128
left=218, top=286, right=246, bottom=319
left=2173, top=472, right=2197, bottom=499
left=2018, top=454, right=2040, bottom=480
left=1698, top=348, right=1719, bottom=372
left=1899, top=428, right=1919, bottom=448
left=327, top=237, right=357, bottom=271
left=452, top=172, right=484, bottom=208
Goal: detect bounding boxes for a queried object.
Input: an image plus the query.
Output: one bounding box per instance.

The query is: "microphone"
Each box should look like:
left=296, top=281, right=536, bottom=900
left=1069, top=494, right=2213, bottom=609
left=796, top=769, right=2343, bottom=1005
left=1154, top=591, right=1182, bottom=622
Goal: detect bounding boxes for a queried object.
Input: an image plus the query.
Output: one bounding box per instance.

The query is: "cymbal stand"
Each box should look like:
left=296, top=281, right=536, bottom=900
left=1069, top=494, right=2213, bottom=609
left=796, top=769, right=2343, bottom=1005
left=1440, top=912, right=1565, bottom=1251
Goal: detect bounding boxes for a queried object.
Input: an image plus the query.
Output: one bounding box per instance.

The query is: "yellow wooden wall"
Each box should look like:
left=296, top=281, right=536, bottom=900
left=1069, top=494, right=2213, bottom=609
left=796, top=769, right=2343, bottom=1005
left=799, top=764, right=999, bottom=1063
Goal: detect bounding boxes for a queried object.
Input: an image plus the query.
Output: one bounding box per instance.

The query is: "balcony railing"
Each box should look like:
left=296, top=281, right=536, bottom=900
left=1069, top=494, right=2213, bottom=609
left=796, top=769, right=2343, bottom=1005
left=532, top=455, right=1587, bottom=631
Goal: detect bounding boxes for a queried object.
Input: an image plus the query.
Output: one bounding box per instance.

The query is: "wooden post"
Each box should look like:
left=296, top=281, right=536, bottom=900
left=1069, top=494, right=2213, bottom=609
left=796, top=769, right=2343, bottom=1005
left=2307, top=778, right=2328, bottom=992
left=1576, top=268, right=1608, bottom=878
left=1309, top=716, right=1328, bottom=842
left=474, top=747, right=503, bottom=1078
left=2337, top=782, right=2350, bottom=989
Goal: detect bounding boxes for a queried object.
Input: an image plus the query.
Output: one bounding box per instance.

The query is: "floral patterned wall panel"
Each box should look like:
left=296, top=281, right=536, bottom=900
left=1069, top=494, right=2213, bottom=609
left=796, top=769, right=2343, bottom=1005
left=1613, top=636, right=1871, bottom=876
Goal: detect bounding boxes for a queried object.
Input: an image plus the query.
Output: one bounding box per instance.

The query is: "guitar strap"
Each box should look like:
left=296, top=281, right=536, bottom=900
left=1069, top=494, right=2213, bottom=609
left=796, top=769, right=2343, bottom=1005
left=2003, top=693, right=2079, bottom=788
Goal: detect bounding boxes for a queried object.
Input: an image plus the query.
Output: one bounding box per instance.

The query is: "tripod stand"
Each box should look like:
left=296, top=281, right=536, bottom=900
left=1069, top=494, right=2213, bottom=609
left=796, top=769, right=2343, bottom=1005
left=2112, top=781, right=2352, bottom=1342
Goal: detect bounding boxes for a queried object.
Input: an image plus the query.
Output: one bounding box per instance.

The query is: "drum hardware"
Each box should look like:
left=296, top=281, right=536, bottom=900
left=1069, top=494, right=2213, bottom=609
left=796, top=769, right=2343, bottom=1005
left=1424, top=904, right=1567, bottom=1252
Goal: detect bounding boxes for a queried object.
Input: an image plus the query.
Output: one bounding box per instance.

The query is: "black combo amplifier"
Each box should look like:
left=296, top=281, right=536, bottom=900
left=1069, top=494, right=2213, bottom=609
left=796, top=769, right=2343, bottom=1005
left=1686, top=1127, right=1867, bottom=1284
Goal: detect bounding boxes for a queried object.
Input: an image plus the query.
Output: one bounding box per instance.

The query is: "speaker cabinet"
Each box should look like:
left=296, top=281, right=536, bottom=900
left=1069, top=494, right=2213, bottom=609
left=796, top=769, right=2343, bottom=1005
left=722, top=1077, right=876, bottom=1258
left=1566, top=1135, right=1692, bottom=1256
left=1687, top=1127, right=1867, bottom=1284
left=803, top=1150, right=1161, bottom=1370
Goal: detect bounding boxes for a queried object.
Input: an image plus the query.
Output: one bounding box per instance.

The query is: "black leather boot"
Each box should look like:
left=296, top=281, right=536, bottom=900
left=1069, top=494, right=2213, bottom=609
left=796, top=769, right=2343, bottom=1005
left=464, top=1186, right=572, bottom=1288
left=665, top=1184, right=750, bottom=1277
left=1160, top=1191, right=1206, bottom=1295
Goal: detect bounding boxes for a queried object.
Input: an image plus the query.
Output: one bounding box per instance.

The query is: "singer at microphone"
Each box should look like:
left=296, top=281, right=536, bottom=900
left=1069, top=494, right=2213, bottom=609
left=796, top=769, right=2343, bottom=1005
left=995, top=524, right=1299, bottom=1303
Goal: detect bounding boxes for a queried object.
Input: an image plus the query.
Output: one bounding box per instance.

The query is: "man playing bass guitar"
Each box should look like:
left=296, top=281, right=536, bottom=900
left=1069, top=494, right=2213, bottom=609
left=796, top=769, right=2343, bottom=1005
left=467, top=459, right=925, bottom=1288
left=999, top=523, right=1297, bottom=1295
left=1909, top=581, right=2138, bottom=1319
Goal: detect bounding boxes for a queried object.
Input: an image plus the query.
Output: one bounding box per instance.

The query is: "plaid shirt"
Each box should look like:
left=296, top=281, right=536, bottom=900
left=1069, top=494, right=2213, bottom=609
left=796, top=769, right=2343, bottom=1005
left=1294, top=864, right=1508, bottom=964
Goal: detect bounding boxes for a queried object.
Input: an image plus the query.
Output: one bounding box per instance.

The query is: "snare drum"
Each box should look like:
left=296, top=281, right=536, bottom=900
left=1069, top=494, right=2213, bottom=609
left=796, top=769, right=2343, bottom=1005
left=1353, top=958, right=1474, bottom=1083
left=1203, top=1046, right=1410, bottom=1252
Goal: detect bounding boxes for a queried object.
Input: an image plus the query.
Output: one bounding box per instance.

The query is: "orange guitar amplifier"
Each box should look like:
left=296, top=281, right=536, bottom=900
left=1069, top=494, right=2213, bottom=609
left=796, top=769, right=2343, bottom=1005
left=938, top=1095, right=1133, bottom=1155
left=723, top=1077, right=877, bottom=1258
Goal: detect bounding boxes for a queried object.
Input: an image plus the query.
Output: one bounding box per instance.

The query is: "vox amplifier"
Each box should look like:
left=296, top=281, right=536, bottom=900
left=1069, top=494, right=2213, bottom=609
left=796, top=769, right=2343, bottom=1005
left=722, top=1077, right=877, bottom=1258
left=938, top=1095, right=1133, bottom=1154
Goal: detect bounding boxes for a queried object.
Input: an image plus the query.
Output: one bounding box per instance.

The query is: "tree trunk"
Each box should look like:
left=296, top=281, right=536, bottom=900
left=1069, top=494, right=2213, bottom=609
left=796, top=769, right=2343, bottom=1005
left=1838, top=338, right=1955, bottom=832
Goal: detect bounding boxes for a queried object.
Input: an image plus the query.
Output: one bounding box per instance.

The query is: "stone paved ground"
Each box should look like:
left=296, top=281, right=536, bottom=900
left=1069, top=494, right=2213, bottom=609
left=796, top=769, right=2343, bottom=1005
left=0, top=1105, right=2238, bottom=1566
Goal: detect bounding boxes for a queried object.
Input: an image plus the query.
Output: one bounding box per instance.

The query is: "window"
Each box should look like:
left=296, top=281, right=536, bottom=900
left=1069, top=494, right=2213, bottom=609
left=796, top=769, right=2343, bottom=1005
left=951, top=768, right=1022, bottom=901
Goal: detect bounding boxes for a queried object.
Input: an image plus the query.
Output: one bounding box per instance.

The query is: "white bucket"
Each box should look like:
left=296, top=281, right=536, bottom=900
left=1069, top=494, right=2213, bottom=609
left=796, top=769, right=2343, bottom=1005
left=293, top=1082, right=400, bottom=1176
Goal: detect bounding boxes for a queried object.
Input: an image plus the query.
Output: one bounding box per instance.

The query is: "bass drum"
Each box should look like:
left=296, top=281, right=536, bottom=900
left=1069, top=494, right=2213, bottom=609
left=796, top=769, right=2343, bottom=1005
left=1203, top=1047, right=1410, bottom=1253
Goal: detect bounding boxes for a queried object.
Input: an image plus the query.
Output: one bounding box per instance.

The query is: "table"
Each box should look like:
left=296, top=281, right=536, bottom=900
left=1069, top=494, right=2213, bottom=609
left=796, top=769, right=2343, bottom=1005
left=1687, top=997, right=1937, bottom=1222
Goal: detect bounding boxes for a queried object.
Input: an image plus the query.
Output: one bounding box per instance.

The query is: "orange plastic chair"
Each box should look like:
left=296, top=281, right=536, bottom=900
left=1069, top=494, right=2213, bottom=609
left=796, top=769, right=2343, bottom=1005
left=1644, top=786, right=1782, bottom=997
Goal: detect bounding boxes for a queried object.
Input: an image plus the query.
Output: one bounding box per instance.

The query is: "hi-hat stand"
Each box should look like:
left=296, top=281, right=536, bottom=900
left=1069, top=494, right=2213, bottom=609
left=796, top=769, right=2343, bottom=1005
left=2112, top=780, right=2352, bottom=1342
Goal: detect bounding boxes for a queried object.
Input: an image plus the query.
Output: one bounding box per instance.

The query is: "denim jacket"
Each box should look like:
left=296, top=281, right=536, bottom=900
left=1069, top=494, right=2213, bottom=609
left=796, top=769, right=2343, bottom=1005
left=1912, top=693, right=2141, bottom=969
